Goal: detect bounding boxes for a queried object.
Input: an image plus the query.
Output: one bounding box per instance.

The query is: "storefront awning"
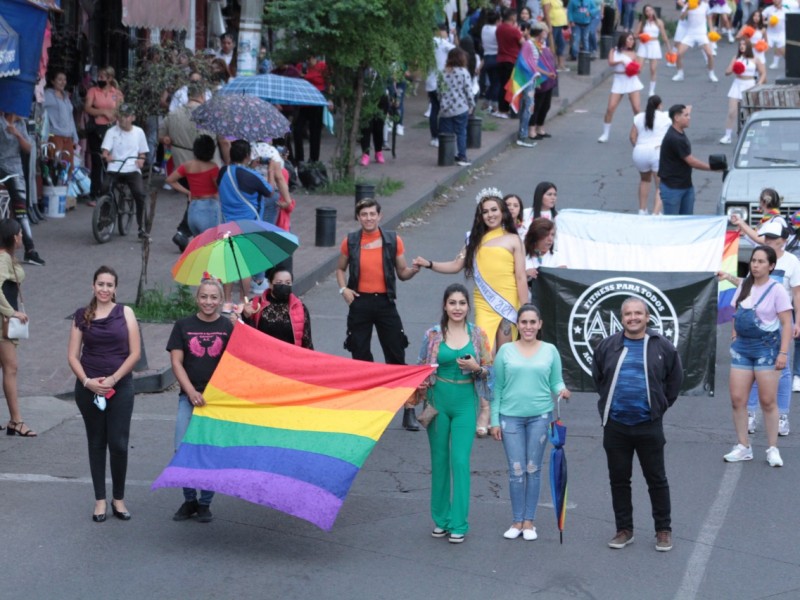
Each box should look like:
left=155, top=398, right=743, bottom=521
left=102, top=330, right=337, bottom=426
left=122, top=0, right=190, bottom=31
left=0, top=0, right=48, bottom=116
left=0, top=14, right=20, bottom=78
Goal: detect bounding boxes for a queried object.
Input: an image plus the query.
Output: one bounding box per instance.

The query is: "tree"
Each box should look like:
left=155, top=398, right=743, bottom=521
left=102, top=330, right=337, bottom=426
left=267, top=0, right=439, bottom=178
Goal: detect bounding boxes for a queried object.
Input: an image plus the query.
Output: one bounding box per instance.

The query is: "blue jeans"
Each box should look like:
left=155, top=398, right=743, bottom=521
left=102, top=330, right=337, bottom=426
left=553, top=27, right=567, bottom=59
left=499, top=413, right=550, bottom=522
left=428, top=91, right=441, bottom=139
left=571, top=23, right=591, bottom=57
left=589, top=15, right=601, bottom=52
left=622, top=2, right=637, bottom=31
left=440, top=111, right=469, bottom=160
left=659, top=183, right=695, bottom=215
left=187, top=199, right=221, bottom=236
left=794, top=338, right=800, bottom=377
left=518, top=91, right=534, bottom=140
left=484, top=54, right=500, bottom=103
left=175, top=394, right=215, bottom=505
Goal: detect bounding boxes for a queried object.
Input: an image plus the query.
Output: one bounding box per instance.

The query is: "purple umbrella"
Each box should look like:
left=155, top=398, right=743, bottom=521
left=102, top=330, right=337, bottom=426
left=190, top=94, right=290, bottom=141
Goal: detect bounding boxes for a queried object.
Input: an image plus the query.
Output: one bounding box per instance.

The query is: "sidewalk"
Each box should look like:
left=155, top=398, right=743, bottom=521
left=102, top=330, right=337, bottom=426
left=15, top=61, right=613, bottom=432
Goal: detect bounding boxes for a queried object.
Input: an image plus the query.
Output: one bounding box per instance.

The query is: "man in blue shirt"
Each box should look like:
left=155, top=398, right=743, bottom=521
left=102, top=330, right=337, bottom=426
left=591, top=297, right=683, bottom=553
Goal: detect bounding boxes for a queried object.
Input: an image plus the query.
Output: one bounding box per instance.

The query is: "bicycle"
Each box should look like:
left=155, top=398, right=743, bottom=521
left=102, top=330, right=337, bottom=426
left=91, top=156, right=140, bottom=243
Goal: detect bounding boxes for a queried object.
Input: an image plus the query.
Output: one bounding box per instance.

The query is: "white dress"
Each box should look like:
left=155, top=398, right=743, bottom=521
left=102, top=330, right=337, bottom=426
left=631, top=110, right=671, bottom=173
left=610, top=51, right=644, bottom=95
left=636, top=21, right=663, bottom=60
left=708, top=0, right=731, bottom=15
left=727, top=57, right=757, bottom=100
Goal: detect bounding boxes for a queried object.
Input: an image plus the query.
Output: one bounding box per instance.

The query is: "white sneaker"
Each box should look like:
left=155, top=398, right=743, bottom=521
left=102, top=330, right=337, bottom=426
left=503, top=526, right=523, bottom=539
left=396, top=125, right=404, bottom=136
left=638, top=209, right=649, bottom=215
left=792, top=375, right=800, bottom=392
left=522, top=527, right=538, bottom=541
left=727, top=32, right=735, bottom=43
left=671, top=71, right=684, bottom=82
left=766, top=446, right=783, bottom=467
left=779, top=414, right=790, bottom=436
left=597, top=133, right=609, bottom=143
left=719, top=135, right=732, bottom=145
left=724, top=443, right=753, bottom=462
left=769, top=61, right=780, bottom=70
left=516, top=139, right=536, bottom=148
left=430, top=138, right=439, bottom=147
left=748, top=411, right=757, bottom=434
left=708, top=71, right=719, bottom=83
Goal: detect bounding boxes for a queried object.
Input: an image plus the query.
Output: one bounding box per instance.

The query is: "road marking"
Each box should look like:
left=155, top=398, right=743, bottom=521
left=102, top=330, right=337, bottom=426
left=674, top=464, right=742, bottom=600
left=0, top=473, right=153, bottom=487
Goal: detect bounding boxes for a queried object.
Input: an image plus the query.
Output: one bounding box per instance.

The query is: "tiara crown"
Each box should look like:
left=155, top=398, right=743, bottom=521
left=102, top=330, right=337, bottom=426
left=476, top=187, right=503, bottom=204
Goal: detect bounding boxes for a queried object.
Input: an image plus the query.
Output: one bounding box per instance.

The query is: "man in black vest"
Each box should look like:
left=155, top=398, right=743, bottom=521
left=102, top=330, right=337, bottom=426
left=336, top=198, right=421, bottom=430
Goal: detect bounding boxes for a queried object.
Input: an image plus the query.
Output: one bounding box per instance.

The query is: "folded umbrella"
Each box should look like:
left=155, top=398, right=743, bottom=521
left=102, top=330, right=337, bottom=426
left=548, top=395, right=568, bottom=544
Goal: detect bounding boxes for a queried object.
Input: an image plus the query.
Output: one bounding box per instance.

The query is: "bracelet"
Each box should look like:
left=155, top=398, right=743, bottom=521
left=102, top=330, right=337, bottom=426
left=426, top=260, right=433, bottom=270
left=779, top=351, right=788, bottom=356
left=83, top=377, right=90, bottom=387
left=110, top=375, right=117, bottom=386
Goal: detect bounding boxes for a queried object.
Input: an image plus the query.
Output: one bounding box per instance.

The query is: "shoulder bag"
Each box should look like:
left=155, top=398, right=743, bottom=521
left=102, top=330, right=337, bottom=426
left=2, top=266, right=28, bottom=340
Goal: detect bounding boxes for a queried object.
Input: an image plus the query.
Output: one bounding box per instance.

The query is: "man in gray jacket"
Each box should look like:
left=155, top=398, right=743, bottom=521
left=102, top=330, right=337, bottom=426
left=591, top=297, right=683, bottom=553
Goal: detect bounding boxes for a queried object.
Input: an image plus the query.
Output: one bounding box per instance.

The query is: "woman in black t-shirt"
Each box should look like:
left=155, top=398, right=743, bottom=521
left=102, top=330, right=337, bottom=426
left=166, top=276, right=234, bottom=523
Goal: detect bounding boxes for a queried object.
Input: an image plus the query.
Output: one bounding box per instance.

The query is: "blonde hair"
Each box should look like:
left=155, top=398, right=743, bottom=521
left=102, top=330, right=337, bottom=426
left=197, top=277, right=224, bottom=301
left=98, top=66, right=119, bottom=89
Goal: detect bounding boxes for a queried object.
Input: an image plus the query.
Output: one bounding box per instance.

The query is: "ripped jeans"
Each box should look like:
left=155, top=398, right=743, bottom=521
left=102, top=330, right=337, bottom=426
left=499, top=413, right=550, bottom=522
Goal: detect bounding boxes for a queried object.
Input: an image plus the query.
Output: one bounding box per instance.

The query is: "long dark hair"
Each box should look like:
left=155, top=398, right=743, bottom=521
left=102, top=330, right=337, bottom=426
left=616, top=31, right=633, bottom=51
left=84, top=265, right=118, bottom=327
left=503, top=193, right=524, bottom=226
left=639, top=4, right=656, bottom=23
left=0, top=218, right=21, bottom=254
left=737, top=39, right=754, bottom=59
left=524, top=218, right=556, bottom=258
left=464, top=196, right=517, bottom=278
left=532, top=181, right=558, bottom=219
left=737, top=246, right=777, bottom=307
left=440, top=283, right=471, bottom=340
left=746, top=9, right=764, bottom=29
left=645, top=95, right=661, bottom=131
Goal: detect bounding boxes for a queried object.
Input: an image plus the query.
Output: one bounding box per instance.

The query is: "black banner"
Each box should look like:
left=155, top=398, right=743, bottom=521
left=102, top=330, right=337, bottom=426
left=531, top=269, right=718, bottom=396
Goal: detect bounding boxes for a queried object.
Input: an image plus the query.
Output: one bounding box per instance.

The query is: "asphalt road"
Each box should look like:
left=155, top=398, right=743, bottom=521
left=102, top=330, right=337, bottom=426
left=2, top=41, right=799, bottom=600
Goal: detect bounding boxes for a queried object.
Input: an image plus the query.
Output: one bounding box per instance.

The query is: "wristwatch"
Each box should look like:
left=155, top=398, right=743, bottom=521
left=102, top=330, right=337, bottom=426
left=339, top=287, right=347, bottom=295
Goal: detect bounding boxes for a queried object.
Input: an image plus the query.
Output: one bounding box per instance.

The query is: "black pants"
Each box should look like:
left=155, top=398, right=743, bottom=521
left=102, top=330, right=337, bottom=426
left=360, top=117, right=385, bottom=154
left=531, top=88, right=554, bottom=127
left=87, top=125, right=110, bottom=198
left=75, top=376, right=135, bottom=501
left=345, top=293, right=407, bottom=364
left=105, top=172, right=146, bottom=230
left=293, top=105, right=324, bottom=163
left=603, top=417, right=671, bottom=533
left=496, top=62, right=515, bottom=114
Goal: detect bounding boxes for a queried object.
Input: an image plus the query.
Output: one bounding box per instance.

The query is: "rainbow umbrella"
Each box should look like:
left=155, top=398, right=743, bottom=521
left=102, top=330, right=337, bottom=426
left=172, top=220, right=299, bottom=286
left=548, top=395, right=568, bottom=544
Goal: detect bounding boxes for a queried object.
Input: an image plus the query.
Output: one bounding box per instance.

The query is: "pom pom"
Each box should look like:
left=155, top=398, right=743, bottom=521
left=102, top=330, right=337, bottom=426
left=687, top=0, right=699, bottom=9
left=732, top=61, right=746, bottom=75
left=665, top=51, right=677, bottom=64
left=638, top=33, right=651, bottom=43
left=708, top=31, right=722, bottom=42
left=741, top=25, right=755, bottom=38
left=769, top=14, right=779, bottom=27
left=755, top=39, right=768, bottom=52
left=625, top=61, right=641, bottom=77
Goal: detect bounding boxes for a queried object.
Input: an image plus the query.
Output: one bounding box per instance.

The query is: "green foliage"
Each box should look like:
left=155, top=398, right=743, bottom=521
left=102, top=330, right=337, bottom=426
left=317, top=175, right=404, bottom=196
left=132, top=285, right=196, bottom=322
left=268, top=0, right=440, bottom=178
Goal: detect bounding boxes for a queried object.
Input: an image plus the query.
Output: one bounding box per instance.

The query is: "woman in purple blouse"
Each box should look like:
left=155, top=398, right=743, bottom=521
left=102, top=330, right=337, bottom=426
left=68, top=266, right=141, bottom=522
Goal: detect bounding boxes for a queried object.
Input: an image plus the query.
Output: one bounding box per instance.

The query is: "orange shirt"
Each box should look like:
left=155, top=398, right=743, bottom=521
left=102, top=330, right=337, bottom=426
left=340, top=230, right=405, bottom=293
left=86, top=86, right=124, bottom=125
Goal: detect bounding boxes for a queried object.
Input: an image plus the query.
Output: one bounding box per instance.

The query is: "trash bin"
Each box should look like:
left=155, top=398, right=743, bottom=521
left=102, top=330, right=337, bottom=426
left=315, top=207, right=337, bottom=247
left=438, top=133, right=456, bottom=166
left=578, top=51, right=591, bottom=76
left=355, top=182, right=376, bottom=205
left=467, top=116, right=482, bottom=149
left=600, top=35, right=615, bottom=60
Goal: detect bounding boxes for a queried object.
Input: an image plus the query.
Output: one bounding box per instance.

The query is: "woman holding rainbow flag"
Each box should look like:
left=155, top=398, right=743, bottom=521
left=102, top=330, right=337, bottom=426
left=414, top=188, right=528, bottom=436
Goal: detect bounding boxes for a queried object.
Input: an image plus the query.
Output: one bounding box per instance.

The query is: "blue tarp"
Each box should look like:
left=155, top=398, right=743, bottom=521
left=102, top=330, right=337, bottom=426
left=0, top=0, right=49, bottom=117
left=0, top=14, right=20, bottom=78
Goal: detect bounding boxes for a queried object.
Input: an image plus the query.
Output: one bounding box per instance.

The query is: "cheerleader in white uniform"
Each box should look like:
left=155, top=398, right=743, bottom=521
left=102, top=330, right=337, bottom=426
left=762, top=0, right=786, bottom=70
left=708, top=0, right=735, bottom=43
left=737, top=10, right=768, bottom=65
left=634, top=5, right=673, bottom=96
left=630, top=95, right=671, bottom=215
left=673, top=0, right=718, bottom=82
left=598, top=32, right=643, bottom=143
left=720, top=39, right=766, bottom=144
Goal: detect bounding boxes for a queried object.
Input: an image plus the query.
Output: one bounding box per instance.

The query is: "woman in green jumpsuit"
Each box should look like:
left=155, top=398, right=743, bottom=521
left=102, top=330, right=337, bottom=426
left=417, top=283, right=492, bottom=543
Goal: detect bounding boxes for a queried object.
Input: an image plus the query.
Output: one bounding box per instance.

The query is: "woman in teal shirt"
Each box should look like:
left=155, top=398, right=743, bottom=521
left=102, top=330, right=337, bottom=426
left=490, top=304, right=570, bottom=541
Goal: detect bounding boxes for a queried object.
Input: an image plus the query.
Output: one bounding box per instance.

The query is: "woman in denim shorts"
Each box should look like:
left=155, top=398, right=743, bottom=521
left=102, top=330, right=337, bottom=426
left=725, top=246, right=792, bottom=467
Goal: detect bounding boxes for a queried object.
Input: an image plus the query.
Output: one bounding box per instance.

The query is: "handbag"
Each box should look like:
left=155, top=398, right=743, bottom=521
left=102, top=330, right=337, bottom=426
left=2, top=265, right=28, bottom=340
left=417, top=402, right=439, bottom=429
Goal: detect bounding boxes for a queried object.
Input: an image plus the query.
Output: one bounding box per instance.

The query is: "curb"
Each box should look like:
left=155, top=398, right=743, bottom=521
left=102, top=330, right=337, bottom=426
left=292, top=66, right=613, bottom=298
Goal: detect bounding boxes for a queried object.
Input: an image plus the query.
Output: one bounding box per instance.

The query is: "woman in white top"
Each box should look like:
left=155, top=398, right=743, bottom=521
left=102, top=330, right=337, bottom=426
left=598, top=32, right=643, bottom=143
left=720, top=39, right=766, bottom=145
left=672, top=0, right=718, bottom=82
left=762, top=0, right=786, bottom=70
left=634, top=5, right=673, bottom=97
left=708, top=0, right=735, bottom=43
left=630, top=95, right=671, bottom=215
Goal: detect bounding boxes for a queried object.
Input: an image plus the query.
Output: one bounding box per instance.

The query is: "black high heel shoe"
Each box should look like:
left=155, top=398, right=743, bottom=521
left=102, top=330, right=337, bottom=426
left=93, top=502, right=107, bottom=522
left=112, top=502, right=131, bottom=521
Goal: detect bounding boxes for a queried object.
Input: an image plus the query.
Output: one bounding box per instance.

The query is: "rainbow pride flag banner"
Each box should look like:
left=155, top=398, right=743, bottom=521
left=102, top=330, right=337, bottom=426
left=717, top=230, right=740, bottom=324
left=504, top=41, right=540, bottom=113
left=152, top=324, right=434, bottom=530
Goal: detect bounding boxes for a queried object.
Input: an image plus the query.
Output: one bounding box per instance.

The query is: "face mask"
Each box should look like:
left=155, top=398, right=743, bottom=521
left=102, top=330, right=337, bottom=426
left=97, top=80, right=108, bottom=89
left=271, top=284, right=292, bottom=302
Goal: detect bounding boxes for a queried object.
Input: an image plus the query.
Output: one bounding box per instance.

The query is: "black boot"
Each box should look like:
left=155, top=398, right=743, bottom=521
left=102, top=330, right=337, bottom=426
left=403, top=407, right=420, bottom=431
left=172, top=231, right=190, bottom=252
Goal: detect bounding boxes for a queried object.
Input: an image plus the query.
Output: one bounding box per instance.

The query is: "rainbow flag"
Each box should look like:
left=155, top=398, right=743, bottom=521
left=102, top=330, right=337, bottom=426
left=504, top=41, right=539, bottom=113
left=718, top=230, right=740, bottom=323
left=152, top=324, right=434, bottom=530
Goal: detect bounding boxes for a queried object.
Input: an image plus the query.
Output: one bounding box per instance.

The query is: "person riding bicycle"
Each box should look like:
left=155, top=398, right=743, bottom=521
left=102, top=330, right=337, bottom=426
left=100, top=104, right=149, bottom=238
